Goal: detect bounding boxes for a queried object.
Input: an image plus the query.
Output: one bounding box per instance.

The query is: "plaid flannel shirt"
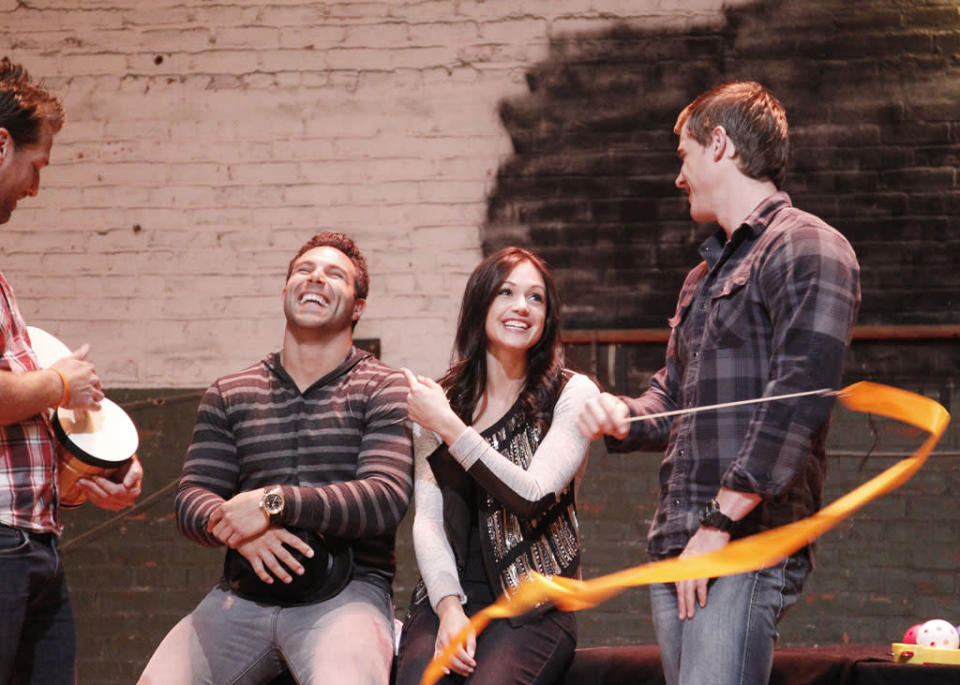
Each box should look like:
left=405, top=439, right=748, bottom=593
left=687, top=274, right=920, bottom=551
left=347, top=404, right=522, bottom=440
left=0, top=272, right=60, bottom=534
left=609, top=192, right=861, bottom=559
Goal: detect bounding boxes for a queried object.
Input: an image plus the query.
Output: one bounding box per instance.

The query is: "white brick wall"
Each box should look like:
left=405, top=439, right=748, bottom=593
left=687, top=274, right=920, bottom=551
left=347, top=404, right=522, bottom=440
left=0, top=0, right=733, bottom=388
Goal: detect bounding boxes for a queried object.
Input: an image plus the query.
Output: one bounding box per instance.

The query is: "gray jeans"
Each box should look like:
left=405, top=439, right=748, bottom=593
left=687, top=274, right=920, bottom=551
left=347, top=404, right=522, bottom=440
left=139, top=579, right=394, bottom=685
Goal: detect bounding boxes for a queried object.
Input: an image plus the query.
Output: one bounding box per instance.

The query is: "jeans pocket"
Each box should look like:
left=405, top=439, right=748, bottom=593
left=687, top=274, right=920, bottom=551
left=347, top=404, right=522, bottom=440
left=0, top=525, right=29, bottom=555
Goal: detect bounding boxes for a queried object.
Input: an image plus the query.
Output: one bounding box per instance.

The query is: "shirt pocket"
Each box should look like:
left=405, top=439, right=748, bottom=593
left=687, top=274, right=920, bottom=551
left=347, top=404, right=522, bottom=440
left=705, top=270, right=756, bottom=349
left=666, top=283, right=698, bottom=362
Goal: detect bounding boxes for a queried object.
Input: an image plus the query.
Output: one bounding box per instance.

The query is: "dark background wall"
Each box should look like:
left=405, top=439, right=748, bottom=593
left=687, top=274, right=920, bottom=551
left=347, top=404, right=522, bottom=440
left=485, top=0, right=960, bottom=328
left=56, top=0, right=960, bottom=682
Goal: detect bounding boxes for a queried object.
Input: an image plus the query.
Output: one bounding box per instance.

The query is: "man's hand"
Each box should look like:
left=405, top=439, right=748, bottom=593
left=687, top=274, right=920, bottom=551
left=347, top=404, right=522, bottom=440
left=675, top=526, right=731, bottom=619
left=51, top=344, right=104, bottom=411
left=208, top=489, right=270, bottom=547
left=234, top=527, right=315, bottom=584
left=80, top=454, right=143, bottom=511
left=434, top=595, right=477, bottom=677
left=576, top=392, right=630, bottom=441
left=675, top=488, right=763, bottom=618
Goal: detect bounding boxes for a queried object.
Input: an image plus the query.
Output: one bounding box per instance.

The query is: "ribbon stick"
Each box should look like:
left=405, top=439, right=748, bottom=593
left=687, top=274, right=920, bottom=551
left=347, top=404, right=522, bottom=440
left=624, top=387, right=834, bottom=423
left=420, top=381, right=950, bottom=685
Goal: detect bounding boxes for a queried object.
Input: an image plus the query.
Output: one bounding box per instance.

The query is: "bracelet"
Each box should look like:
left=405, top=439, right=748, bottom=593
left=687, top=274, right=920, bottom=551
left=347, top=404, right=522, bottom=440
left=50, top=368, right=70, bottom=407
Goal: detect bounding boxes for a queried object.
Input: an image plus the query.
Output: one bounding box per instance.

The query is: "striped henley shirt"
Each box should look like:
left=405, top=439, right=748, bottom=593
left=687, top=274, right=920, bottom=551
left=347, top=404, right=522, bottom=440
left=176, top=347, right=413, bottom=591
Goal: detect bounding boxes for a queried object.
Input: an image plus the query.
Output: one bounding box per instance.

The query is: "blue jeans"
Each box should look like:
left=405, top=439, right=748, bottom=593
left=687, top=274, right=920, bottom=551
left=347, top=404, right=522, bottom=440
left=649, top=550, right=810, bottom=685
left=139, top=578, right=395, bottom=685
left=0, top=524, right=76, bottom=684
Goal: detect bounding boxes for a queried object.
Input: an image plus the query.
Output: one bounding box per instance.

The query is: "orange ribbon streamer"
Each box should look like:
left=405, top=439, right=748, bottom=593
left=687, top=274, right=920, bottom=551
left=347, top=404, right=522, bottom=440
left=420, top=381, right=950, bottom=685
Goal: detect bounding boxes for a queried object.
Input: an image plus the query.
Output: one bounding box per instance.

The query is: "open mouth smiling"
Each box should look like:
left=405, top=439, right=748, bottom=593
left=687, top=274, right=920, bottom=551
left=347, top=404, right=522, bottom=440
left=299, top=292, right=329, bottom=307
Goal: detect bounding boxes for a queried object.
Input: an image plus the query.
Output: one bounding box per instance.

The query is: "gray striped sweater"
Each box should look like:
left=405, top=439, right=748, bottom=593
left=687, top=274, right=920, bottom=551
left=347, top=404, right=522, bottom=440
left=175, top=347, right=413, bottom=591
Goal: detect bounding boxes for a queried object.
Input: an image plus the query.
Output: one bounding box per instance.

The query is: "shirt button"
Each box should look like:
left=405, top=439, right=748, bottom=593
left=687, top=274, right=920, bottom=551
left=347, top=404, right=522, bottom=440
left=674, top=499, right=681, bottom=506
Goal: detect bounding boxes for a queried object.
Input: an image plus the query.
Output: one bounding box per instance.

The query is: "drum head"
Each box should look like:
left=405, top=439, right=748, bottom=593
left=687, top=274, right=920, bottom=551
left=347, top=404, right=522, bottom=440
left=26, top=326, right=72, bottom=368
left=53, top=398, right=138, bottom=468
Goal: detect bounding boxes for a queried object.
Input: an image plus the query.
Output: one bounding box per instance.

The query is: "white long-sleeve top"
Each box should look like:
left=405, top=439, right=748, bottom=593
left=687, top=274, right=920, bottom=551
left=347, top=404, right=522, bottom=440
left=412, top=372, right=599, bottom=611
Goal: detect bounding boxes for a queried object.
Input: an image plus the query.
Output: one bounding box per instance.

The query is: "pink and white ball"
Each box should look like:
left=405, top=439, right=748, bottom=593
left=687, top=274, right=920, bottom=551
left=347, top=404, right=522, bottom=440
left=915, top=619, right=960, bottom=649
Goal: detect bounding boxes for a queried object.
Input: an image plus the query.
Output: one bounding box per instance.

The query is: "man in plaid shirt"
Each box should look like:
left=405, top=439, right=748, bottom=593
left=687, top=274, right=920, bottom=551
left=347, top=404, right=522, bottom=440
left=577, top=82, right=860, bottom=685
left=0, top=57, right=142, bottom=683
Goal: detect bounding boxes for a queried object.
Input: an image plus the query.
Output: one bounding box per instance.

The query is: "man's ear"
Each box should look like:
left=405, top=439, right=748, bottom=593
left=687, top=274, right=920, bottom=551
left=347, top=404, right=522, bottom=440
left=0, top=128, right=11, bottom=165
left=711, top=125, right=736, bottom=162
left=352, top=298, right=366, bottom=322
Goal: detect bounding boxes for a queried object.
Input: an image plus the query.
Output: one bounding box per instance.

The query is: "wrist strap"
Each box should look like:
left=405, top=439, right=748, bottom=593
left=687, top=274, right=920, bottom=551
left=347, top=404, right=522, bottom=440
left=50, top=368, right=70, bottom=407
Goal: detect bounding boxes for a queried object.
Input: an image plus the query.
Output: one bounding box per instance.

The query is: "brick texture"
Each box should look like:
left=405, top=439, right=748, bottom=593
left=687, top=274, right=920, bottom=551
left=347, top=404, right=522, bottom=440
left=61, top=343, right=960, bottom=682
left=485, top=0, right=960, bottom=329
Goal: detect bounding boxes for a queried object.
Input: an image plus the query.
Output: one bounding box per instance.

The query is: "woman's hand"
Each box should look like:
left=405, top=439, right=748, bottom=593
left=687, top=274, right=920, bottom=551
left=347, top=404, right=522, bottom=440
left=401, top=368, right=467, bottom=445
left=435, top=595, right=477, bottom=677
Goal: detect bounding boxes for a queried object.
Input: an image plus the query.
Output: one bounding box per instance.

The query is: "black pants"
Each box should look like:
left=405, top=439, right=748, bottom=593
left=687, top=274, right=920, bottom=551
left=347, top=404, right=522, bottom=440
left=0, top=525, right=75, bottom=685
left=394, top=601, right=576, bottom=685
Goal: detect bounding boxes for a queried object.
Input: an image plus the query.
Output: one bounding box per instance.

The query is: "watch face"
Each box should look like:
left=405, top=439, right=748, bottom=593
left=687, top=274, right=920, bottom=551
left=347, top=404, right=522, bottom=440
left=702, top=511, right=727, bottom=528
left=263, top=492, right=283, bottom=515
left=699, top=502, right=734, bottom=531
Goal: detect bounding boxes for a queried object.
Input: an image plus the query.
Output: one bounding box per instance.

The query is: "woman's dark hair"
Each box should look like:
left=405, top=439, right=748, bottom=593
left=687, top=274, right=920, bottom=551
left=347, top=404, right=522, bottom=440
left=439, top=247, right=564, bottom=432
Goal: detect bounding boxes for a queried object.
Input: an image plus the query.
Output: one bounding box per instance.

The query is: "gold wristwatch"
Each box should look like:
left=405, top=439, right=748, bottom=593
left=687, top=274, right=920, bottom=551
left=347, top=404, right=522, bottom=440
left=259, top=487, right=284, bottom=525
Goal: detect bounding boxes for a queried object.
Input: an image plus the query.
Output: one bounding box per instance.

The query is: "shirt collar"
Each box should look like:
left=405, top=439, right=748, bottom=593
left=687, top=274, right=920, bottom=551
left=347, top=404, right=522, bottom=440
left=738, top=190, right=792, bottom=238
left=263, top=345, right=369, bottom=392
left=698, top=191, right=793, bottom=267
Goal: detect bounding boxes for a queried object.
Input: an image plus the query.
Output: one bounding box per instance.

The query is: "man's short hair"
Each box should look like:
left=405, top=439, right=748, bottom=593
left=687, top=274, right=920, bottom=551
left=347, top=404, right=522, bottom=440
left=674, top=81, right=788, bottom=189
left=0, top=57, right=64, bottom=147
left=286, top=232, right=370, bottom=301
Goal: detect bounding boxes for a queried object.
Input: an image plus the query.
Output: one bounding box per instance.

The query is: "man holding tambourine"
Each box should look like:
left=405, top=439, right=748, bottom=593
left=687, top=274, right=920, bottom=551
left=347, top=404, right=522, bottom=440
left=0, top=57, right=143, bottom=684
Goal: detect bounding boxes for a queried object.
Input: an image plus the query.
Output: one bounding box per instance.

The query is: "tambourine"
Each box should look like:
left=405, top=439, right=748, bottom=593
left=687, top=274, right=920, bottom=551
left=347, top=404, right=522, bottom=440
left=27, top=326, right=138, bottom=509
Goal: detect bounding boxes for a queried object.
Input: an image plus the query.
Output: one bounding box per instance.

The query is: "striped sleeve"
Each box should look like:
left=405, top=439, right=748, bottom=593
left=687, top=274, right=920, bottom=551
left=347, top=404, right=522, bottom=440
left=174, top=381, right=237, bottom=547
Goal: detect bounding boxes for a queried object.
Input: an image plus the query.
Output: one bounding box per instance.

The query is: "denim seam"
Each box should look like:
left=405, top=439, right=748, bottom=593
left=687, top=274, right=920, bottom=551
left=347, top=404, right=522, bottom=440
left=737, top=558, right=789, bottom=685
left=226, top=607, right=283, bottom=685
left=738, top=570, right=761, bottom=685
left=274, top=605, right=303, bottom=685
left=0, top=527, right=28, bottom=555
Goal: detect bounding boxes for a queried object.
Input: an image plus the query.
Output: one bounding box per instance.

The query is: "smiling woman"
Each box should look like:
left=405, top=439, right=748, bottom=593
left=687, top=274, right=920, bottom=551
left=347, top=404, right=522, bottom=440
left=394, top=247, right=600, bottom=685
left=483, top=259, right=547, bottom=360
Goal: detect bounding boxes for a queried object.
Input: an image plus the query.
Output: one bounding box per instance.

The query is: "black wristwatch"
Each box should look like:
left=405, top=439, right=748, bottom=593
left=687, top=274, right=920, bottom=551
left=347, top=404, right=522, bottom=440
left=698, top=498, right=737, bottom=533
left=259, top=487, right=285, bottom=525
